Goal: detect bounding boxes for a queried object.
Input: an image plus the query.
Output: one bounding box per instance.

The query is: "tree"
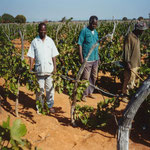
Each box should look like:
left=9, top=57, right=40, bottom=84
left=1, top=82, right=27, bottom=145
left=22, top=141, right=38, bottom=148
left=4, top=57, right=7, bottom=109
left=122, top=17, right=128, bottom=21
left=60, top=17, right=66, bottom=22
left=66, top=17, right=73, bottom=24
left=2, top=13, right=15, bottom=23
left=15, top=15, right=26, bottom=23
left=0, top=16, right=2, bottom=23
left=138, top=16, right=144, bottom=21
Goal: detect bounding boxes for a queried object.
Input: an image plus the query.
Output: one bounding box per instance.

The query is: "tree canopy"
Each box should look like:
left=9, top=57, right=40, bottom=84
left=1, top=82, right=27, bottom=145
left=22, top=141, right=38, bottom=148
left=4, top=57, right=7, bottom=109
left=0, top=16, right=2, bottom=23
left=1, top=13, right=15, bottom=23
left=0, top=13, right=27, bottom=23
left=15, top=15, right=26, bottom=23
left=122, top=17, right=128, bottom=21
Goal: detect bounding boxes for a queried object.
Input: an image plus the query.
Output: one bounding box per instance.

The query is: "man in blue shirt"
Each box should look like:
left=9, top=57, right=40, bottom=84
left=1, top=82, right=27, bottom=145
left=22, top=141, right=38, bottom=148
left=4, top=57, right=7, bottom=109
left=78, top=16, right=99, bottom=101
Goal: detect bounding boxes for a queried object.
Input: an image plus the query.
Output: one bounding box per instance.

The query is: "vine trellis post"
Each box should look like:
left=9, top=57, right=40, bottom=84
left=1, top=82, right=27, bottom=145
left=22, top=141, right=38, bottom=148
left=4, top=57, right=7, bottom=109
left=15, top=26, right=25, bottom=117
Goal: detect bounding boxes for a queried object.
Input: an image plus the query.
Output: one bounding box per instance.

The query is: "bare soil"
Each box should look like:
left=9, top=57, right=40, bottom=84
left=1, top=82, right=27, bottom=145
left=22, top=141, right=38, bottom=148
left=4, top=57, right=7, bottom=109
left=0, top=39, right=149, bottom=150
left=0, top=76, right=150, bottom=150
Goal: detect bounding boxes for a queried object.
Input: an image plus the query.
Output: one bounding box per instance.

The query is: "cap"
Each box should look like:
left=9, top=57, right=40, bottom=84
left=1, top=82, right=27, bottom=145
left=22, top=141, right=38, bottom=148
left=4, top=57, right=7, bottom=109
left=134, top=21, right=148, bottom=30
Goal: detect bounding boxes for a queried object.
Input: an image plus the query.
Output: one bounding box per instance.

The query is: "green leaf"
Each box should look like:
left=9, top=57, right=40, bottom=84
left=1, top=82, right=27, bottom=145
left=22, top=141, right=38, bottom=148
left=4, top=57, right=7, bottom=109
left=2, top=116, right=10, bottom=129
left=1, top=147, right=8, bottom=150
left=100, top=123, right=107, bottom=127
left=10, top=119, right=27, bottom=143
left=26, top=83, right=29, bottom=90
left=12, top=78, right=17, bottom=83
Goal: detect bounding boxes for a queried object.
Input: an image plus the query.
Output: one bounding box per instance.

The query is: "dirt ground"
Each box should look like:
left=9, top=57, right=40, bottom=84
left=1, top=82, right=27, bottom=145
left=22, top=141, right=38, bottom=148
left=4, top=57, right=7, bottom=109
left=0, top=77, right=150, bottom=150
left=0, top=39, right=149, bottom=150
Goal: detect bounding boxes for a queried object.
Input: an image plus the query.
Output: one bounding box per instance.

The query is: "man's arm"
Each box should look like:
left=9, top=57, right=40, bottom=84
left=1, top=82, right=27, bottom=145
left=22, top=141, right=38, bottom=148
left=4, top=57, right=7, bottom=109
left=79, top=45, right=84, bottom=64
left=29, top=57, right=35, bottom=72
left=123, top=36, right=131, bottom=70
left=52, top=57, right=57, bottom=74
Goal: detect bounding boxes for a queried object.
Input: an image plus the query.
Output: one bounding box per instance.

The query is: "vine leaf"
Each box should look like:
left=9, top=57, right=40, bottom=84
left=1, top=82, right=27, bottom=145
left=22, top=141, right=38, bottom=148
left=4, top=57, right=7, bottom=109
left=10, top=119, right=27, bottom=144
left=2, top=115, right=10, bottom=129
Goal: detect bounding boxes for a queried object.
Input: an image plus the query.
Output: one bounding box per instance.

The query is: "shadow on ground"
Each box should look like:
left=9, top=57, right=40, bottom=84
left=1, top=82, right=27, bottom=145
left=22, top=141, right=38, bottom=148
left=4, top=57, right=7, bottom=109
left=96, top=76, right=122, bottom=96
left=130, top=101, right=150, bottom=147
left=0, top=85, right=36, bottom=124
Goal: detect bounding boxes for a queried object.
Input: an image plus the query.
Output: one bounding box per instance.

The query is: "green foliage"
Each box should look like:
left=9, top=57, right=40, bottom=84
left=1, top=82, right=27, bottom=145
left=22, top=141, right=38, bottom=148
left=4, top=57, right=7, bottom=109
left=0, top=116, right=31, bottom=149
left=96, top=98, right=119, bottom=127
left=25, top=24, right=38, bottom=42
left=122, top=17, right=128, bottom=21
left=66, top=17, right=73, bottom=24
left=74, top=97, right=120, bottom=128
left=0, top=41, right=40, bottom=97
left=15, top=15, right=26, bottom=23
left=36, top=94, right=50, bottom=115
left=138, top=16, right=144, bottom=21
left=74, top=105, right=94, bottom=126
left=0, top=21, right=150, bottom=128
left=53, top=73, right=89, bottom=101
left=0, top=16, right=2, bottom=23
left=60, top=17, right=66, bottom=22
left=1, top=13, right=15, bottom=23
left=74, top=80, right=89, bottom=101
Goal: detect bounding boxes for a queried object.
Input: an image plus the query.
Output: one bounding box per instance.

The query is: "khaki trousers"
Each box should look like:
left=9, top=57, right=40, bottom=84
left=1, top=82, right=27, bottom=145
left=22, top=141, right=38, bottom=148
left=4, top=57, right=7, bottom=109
left=122, top=67, right=139, bottom=94
left=128, top=67, right=139, bottom=89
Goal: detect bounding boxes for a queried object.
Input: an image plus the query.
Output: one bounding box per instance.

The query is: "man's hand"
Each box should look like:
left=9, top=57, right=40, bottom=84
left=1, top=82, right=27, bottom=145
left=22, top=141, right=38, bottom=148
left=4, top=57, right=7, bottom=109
left=29, top=69, right=33, bottom=73
left=80, top=58, right=84, bottom=64
left=29, top=57, right=35, bottom=72
left=53, top=68, right=57, bottom=74
left=79, top=45, right=84, bottom=64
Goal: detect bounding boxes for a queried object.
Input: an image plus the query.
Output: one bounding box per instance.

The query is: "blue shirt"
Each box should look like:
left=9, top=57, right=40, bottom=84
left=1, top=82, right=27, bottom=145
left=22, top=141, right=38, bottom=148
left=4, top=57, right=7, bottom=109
left=78, top=27, right=99, bottom=61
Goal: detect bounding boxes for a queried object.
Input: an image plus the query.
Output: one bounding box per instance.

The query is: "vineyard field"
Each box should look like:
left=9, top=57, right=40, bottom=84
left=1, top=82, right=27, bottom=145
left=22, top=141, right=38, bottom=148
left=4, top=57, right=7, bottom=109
left=0, top=20, right=150, bottom=149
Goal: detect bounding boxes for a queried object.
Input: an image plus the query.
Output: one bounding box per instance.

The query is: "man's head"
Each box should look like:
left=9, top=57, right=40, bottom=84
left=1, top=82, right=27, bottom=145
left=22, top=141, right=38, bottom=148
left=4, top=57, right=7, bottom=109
left=89, top=16, right=98, bottom=30
left=135, top=21, right=147, bottom=30
left=38, top=23, right=47, bottom=39
left=134, top=21, right=148, bottom=36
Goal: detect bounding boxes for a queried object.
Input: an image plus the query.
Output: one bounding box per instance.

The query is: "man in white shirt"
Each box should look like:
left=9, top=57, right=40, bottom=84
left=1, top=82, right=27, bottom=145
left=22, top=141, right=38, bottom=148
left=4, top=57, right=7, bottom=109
left=27, top=23, right=59, bottom=114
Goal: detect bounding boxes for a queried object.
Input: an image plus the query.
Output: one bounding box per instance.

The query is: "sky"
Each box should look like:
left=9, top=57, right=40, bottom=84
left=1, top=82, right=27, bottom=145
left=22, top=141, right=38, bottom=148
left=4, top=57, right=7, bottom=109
left=0, top=0, right=150, bottom=22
